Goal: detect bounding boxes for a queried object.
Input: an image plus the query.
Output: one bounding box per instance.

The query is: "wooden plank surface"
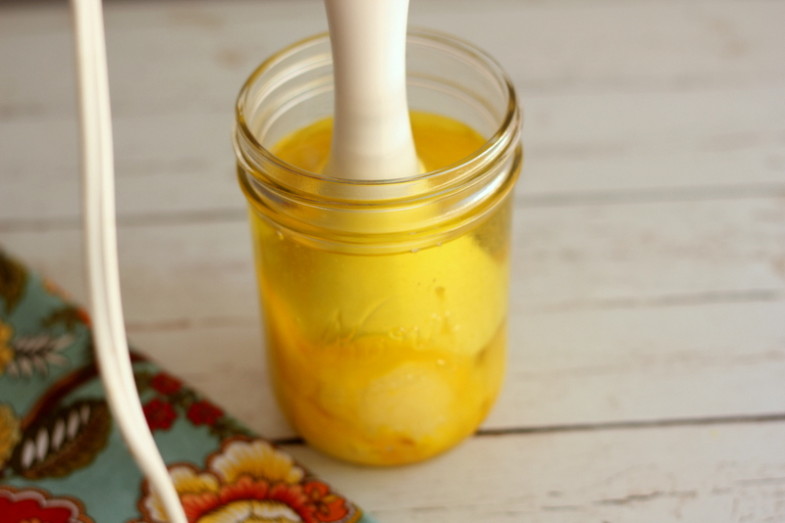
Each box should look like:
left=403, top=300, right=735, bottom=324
left=1, top=0, right=784, bottom=521
left=284, top=422, right=785, bottom=522
left=3, top=196, right=785, bottom=439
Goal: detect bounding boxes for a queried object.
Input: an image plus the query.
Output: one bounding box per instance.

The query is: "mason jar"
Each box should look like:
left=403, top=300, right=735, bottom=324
left=234, top=30, right=522, bottom=466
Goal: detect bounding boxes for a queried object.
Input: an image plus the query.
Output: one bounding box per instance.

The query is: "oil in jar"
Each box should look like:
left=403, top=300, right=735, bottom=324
left=249, top=112, right=511, bottom=465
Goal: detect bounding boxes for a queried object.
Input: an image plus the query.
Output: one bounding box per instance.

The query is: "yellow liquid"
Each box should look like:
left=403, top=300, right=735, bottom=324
left=250, top=112, right=511, bottom=465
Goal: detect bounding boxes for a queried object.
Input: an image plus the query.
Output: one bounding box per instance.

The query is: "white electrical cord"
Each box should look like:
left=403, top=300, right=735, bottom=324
left=70, top=1, right=187, bottom=521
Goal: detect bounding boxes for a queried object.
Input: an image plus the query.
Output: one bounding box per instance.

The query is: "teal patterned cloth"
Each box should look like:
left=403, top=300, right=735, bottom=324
left=0, top=250, right=374, bottom=523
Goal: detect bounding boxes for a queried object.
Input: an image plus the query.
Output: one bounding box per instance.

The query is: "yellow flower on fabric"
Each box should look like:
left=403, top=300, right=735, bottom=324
left=170, top=466, right=221, bottom=494
left=193, top=496, right=303, bottom=523
left=0, top=403, right=21, bottom=467
left=142, top=466, right=220, bottom=521
left=210, top=439, right=305, bottom=485
left=0, top=321, right=13, bottom=375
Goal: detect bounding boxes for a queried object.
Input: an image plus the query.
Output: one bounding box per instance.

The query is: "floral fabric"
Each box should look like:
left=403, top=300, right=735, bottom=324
left=0, top=250, right=373, bottom=523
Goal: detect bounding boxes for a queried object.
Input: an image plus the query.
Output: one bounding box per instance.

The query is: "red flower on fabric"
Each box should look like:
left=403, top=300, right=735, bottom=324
left=150, top=372, right=182, bottom=395
left=186, top=400, right=223, bottom=426
left=142, top=398, right=177, bottom=431
left=0, top=486, right=93, bottom=523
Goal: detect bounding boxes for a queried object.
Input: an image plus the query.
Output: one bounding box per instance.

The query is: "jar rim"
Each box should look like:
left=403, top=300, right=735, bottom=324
left=234, top=29, right=521, bottom=199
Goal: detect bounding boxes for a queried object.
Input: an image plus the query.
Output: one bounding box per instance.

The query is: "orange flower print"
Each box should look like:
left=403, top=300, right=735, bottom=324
left=75, top=307, right=92, bottom=327
left=303, top=481, right=353, bottom=522
left=135, top=438, right=359, bottom=523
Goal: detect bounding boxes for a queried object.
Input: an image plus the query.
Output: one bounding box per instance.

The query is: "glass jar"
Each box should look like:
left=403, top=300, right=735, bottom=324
left=234, top=30, right=522, bottom=466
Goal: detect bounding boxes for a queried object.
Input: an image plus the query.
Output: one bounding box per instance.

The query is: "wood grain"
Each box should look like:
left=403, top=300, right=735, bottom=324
left=283, top=422, right=785, bottom=522
left=1, top=0, right=784, bottom=520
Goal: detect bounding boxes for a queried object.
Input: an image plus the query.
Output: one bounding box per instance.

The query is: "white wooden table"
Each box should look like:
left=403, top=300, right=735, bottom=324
left=2, top=0, right=785, bottom=520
